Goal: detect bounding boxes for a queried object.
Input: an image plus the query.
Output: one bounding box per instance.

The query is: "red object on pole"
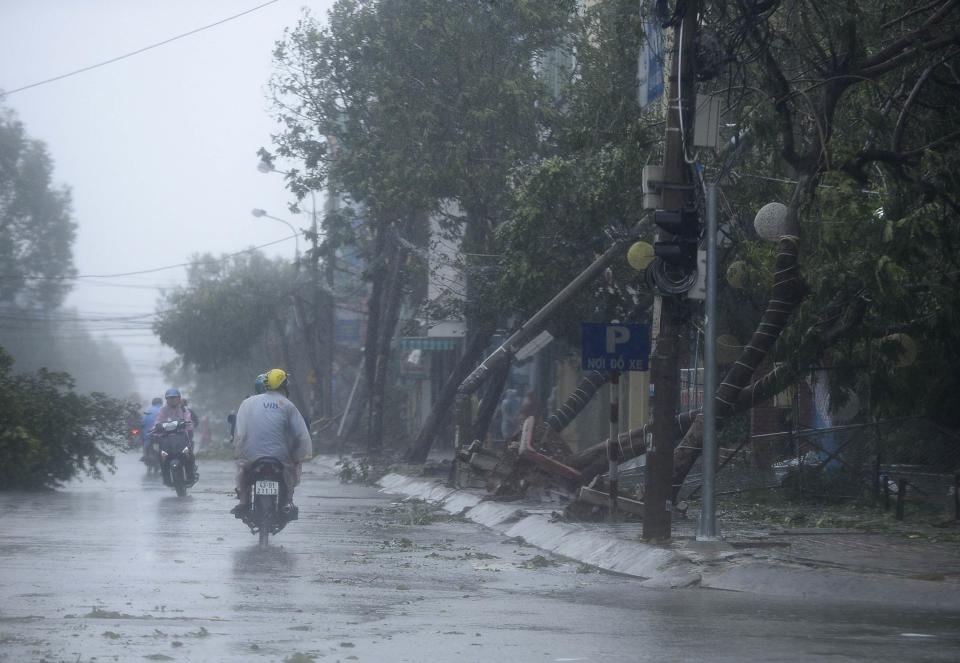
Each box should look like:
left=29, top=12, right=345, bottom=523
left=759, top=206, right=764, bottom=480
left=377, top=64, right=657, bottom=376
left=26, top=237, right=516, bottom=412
left=608, top=371, right=620, bottom=519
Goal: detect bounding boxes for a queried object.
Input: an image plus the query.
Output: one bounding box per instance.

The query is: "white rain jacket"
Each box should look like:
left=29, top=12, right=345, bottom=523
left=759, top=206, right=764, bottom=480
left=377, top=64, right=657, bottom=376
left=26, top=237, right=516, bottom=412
left=234, top=392, right=312, bottom=470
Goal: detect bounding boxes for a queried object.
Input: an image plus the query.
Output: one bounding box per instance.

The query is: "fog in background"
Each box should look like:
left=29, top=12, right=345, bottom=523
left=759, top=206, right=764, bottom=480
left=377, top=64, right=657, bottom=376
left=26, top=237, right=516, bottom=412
left=0, top=0, right=334, bottom=402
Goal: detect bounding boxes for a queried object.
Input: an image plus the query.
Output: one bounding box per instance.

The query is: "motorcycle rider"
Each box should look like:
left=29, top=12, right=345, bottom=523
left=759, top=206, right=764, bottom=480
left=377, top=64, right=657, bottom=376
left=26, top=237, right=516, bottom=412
left=181, top=398, right=200, bottom=428
left=231, top=368, right=312, bottom=518
left=140, top=397, right=163, bottom=461
left=151, top=388, right=198, bottom=482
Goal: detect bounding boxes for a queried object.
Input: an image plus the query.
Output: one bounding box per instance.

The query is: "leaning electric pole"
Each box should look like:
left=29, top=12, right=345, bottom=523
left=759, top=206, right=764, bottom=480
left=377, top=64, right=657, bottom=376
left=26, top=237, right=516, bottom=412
left=643, top=0, right=701, bottom=541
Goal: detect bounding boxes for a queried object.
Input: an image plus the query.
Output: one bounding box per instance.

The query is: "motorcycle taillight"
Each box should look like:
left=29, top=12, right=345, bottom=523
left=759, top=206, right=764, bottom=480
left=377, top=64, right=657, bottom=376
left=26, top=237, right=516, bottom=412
left=258, top=465, right=278, bottom=479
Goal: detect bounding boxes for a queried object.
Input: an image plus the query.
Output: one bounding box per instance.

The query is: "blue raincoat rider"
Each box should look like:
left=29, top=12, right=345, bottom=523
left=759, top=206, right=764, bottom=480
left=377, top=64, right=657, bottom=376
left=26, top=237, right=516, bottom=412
left=140, top=397, right=163, bottom=461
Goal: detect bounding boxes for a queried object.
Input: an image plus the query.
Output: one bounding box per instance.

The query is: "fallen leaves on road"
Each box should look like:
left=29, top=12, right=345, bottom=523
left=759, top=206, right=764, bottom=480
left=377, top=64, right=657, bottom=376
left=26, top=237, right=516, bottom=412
left=521, top=555, right=559, bottom=569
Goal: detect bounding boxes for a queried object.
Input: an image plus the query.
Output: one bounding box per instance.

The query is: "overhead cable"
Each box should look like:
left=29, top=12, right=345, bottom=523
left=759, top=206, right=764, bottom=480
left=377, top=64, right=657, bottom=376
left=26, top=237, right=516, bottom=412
left=1, top=0, right=280, bottom=97
left=0, top=233, right=297, bottom=281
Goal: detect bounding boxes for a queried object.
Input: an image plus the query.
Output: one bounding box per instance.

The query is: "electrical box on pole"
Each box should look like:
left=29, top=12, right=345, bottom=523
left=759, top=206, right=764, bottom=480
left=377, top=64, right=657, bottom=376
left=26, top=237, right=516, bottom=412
left=694, top=94, right=722, bottom=149
left=642, top=165, right=665, bottom=210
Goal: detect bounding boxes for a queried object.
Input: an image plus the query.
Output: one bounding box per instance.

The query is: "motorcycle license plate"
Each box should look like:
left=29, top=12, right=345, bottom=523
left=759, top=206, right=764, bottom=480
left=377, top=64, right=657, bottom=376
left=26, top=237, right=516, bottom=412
left=255, top=480, right=279, bottom=495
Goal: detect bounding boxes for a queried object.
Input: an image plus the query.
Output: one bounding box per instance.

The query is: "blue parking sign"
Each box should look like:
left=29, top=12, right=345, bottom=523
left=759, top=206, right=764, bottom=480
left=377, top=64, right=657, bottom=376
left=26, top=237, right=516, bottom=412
left=581, top=323, right=650, bottom=372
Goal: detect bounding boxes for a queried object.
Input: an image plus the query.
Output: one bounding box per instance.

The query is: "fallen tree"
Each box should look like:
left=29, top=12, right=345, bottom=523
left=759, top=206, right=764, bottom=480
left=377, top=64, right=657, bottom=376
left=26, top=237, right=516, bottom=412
left=454, top=231, right=875, bottom=501
left=563, top=233, right=804, bottom=477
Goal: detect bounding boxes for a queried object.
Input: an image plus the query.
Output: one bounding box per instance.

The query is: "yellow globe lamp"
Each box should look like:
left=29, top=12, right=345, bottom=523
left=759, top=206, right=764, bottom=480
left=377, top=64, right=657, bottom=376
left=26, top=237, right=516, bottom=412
left=881, top=333, right=917, bottom=367
left=726, top=261, right=747, bottom=289
left=627, top=241, right=655, bottom=271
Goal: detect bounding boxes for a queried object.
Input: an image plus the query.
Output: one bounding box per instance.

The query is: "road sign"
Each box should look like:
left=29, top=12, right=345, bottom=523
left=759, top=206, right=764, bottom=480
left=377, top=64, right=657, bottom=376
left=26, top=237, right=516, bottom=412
left=581, top=323, right=651, bottom=372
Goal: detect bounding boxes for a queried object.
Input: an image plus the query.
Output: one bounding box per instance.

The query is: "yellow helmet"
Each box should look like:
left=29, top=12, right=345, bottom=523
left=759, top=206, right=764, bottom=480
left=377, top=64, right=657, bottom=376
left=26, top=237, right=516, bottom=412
left=264, top=368, right=288, bottom=391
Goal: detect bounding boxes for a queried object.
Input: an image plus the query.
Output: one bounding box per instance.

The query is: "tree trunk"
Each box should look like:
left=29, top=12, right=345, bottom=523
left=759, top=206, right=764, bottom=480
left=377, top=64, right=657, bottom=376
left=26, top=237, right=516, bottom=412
left=471, top=357, right=510, bottom=444
left=407, top=202, right=498, bottom=462
left=545, top=370, right=608, bottom=435
left=292, top=289, right=322, bottom=422
left=341, top=369, right=368, bottom=448
left=273, top=315, right=311, bottom=423
left=312, top=286, right=334, bottom=421
left=405, top=325, right=494, bottom=462
left=566, top=235, right=804, bottom=478
left=368, top=240, right=407, bottom=454
left=670, top=235, right=803, bottom=496
left=321, top=228, right=338, bottom=420
left=360, top=222, right=390, bottom=450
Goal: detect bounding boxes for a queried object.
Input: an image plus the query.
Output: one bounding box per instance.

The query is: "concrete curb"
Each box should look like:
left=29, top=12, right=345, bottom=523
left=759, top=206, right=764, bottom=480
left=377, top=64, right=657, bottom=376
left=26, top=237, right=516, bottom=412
left=378, top=473, right=960, bottom=610
left=378, top=473, right=688, bottom=582
left=700, top=563, right=960, bottom=611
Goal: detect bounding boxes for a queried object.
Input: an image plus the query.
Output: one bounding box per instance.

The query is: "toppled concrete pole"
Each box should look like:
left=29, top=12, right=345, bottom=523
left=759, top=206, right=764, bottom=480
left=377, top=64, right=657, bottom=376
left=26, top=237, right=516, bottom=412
left=578, top=485, right=644, bottom=515
left=457, top=239, right=629, bottom=399
left=568, top=410, right=700, bottom=472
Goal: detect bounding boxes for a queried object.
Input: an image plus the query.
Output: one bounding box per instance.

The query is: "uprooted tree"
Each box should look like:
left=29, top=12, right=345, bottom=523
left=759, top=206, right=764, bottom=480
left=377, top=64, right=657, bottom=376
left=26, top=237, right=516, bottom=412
left=453, top=0, right=960, bottom=498
left=654, top=0, right=960, bottom=494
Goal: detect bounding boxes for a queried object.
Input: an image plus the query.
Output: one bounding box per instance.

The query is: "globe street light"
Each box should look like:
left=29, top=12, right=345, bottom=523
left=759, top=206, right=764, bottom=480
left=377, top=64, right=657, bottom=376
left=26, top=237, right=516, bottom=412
left=251, top=208, right=300, bottom=263
left=257, top=159, right=320, bottom=230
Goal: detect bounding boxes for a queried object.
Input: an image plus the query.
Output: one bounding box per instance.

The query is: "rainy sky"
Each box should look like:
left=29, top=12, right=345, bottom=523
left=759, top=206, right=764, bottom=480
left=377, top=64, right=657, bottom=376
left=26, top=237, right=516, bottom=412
left=0, top=0, right=335, bottom=397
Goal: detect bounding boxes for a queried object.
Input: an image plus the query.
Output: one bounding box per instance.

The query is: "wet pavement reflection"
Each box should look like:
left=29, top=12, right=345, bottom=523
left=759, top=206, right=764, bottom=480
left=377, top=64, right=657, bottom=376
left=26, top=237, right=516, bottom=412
left=1, top=451, right=959, bottom=662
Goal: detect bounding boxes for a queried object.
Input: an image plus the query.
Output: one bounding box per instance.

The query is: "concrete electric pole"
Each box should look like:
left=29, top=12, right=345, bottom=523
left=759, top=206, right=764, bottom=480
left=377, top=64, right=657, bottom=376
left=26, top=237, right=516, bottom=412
left=643, top=0, right=701, bottom=541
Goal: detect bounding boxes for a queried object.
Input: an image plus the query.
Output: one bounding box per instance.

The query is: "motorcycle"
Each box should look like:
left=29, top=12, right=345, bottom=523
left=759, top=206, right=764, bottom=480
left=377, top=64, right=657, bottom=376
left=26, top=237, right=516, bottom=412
left=239, top=457, right=298, bottom=547
left=154, top=420, right=196, bottom=497
left=142, top=434, right=162, bottom=476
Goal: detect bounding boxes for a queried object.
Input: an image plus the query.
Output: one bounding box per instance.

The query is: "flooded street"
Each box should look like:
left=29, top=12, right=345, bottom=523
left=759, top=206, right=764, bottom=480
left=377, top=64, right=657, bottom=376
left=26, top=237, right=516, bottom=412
left=2, top=452, right=959, bottom=662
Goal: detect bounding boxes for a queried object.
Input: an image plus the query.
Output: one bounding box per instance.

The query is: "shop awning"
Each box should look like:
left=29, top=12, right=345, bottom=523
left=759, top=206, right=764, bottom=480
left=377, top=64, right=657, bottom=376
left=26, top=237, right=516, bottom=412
left=393, top=336, right=461, bottom=351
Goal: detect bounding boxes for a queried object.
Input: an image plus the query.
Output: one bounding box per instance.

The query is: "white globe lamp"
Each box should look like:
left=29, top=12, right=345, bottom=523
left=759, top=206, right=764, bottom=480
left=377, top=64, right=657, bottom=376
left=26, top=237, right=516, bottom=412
left=754, top=202, right=790, bottom=242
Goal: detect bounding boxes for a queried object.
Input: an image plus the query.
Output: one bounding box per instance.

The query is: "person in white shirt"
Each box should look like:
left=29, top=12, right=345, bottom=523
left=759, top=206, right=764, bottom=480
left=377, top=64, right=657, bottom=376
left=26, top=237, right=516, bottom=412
left=230, top=368, right=312, bottom=517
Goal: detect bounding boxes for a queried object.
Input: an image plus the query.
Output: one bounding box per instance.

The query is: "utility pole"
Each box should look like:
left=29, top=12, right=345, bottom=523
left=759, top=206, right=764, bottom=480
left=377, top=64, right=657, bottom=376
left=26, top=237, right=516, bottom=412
left=643, top=0, right=700, bottom=541
left=312, top=192, right=335, bottom=422
left=698, top=182, right=719, bottom=539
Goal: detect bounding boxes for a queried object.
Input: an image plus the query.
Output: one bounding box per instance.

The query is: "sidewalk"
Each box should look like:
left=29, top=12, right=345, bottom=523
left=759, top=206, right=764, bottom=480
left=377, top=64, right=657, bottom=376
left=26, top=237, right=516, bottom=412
left=377, top=472, right=960, bottom=611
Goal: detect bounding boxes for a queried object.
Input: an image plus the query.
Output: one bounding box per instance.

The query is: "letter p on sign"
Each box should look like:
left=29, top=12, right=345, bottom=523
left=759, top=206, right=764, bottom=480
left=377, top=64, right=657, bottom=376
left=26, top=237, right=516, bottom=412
left=581, top=322, right=650, bottom=371
left=606, top=325, right=630, bottom=353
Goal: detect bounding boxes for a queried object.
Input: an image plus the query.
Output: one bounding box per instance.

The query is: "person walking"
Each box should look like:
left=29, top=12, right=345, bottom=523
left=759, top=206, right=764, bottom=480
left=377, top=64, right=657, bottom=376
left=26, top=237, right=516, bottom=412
left=499, top=388, right=521, bottom=442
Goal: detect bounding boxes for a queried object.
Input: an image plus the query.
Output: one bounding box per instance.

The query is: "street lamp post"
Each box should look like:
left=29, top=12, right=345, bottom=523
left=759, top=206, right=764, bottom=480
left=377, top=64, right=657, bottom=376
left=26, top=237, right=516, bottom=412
left=251, top=208, right=300, bottom=266
left=257, top=161, right=335, bottom=422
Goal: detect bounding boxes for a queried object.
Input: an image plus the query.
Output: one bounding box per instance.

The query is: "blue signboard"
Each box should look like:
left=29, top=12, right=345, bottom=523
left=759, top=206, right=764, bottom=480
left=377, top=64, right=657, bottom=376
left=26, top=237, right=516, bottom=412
left=637, top=18, right=665, bottom=108
left=581, top=323, right=651, bottom=372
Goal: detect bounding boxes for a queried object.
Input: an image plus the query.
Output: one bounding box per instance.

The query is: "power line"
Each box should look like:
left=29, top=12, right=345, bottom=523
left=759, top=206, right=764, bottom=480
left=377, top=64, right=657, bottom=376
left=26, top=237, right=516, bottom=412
left=0, top=311, right=157, bottom=323
left=0, top=233, right=297, bottom=281
left=72, top=281, right=183, bottom=291
left=1, top=0, right=281, bottom=97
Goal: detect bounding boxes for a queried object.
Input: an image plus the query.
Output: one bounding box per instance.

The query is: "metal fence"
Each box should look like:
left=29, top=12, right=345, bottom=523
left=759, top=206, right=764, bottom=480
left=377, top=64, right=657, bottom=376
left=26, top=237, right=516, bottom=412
left=673, top=416, right=960, bottom=524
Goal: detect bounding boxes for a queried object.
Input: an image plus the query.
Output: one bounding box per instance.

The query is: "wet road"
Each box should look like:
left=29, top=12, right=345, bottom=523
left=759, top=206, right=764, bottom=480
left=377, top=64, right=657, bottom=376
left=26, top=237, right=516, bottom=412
left=2, top=452, right=959, bottom=662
